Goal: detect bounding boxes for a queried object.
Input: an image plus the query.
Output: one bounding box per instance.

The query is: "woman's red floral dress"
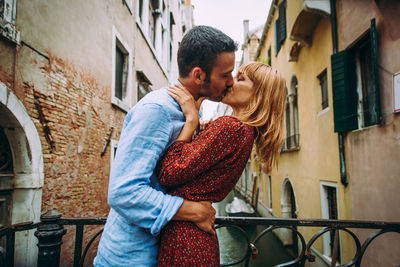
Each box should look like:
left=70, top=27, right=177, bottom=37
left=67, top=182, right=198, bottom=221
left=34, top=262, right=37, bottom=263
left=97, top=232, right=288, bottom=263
left=157, top=116, right=255, bottom=266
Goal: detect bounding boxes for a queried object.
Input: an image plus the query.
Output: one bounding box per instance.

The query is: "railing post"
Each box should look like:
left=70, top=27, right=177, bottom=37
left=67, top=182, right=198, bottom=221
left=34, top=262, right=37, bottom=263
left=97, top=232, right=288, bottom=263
left=34, top=210, right=67, bottom=267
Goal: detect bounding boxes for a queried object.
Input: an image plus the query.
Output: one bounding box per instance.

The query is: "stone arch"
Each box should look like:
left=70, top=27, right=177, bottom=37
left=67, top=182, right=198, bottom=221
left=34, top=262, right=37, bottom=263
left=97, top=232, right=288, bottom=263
left=0, top=81, right=43, bottom=266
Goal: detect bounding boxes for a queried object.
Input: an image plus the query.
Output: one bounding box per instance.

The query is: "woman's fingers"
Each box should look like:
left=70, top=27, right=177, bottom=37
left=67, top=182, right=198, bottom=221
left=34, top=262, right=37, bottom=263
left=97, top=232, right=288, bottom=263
left=167, top=84, right=199, bottom=121
left=168, top=84, right=195, bottom=107
left=169, top=84, right=192, bottom=98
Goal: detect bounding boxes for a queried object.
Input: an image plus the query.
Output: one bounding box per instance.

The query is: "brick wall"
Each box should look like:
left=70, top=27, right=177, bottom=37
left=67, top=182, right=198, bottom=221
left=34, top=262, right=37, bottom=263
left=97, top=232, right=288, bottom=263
left=1, top=51, right=128, bottom=264
left=20, top=54, right=125, bottom=217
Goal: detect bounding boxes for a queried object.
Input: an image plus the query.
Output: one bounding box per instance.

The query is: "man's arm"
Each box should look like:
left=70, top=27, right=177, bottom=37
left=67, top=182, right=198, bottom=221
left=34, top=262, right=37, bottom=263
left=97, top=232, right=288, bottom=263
left=173, top=200, right=216, bottom=235
left=108, top=103, right=215, bottom=235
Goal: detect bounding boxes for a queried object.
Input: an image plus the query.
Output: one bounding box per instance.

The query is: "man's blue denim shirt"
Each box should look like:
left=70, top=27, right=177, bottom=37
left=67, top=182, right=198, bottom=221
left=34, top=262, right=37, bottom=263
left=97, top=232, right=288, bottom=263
left=94, top=86, right=186, bottom=267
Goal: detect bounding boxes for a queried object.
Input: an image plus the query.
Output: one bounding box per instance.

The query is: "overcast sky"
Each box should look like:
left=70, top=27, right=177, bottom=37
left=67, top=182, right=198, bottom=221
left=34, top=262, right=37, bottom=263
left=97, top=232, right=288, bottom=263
left=191, top=0, right=272, bottom=119
left=191, top=0, right=272, bottom=62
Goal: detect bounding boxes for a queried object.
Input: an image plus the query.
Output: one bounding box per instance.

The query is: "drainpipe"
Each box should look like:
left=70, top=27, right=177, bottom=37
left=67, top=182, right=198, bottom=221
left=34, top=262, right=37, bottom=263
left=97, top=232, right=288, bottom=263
left=330, top=0, right=348, bottom=186
left=330, top=0, right=338, bottom=54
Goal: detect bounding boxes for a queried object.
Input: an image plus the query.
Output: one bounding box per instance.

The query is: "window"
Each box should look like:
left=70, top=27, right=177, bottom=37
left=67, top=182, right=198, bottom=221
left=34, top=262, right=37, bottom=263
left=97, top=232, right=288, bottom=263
left=331, top=19, right=381, bottom=132
left=136, top=71, right=152, bottom=101
left=0, top=0, right=19, bottom=43
left=267, top=47, right=272, bottom=66
left=267, top=175, right=272, bottom=209
left=274, top=0, right=287, bottom=55
left=115, top=45, right=127, bottom=100
left=318, top=69, right=328, bottom=110
left=137, top=0, right=143, bottom=22
left=320, top=182, right=341, bottom=263
left=168, top=11, right=175, bottom=71
left=283, top=76, right=300, bottom=151
left=112, top=27, right=132, bottom=112
left=149, top=0, right=156, bottom=47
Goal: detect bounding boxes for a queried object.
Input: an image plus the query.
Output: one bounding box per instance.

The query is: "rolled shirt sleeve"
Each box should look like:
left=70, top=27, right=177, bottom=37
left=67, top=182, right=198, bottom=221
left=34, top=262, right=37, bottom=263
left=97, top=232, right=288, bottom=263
left=108, top=103, right=184, bottom=236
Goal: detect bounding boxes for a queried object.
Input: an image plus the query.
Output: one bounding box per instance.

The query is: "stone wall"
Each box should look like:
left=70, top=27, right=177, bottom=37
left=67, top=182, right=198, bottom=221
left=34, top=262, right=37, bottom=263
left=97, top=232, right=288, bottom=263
left=19, top=53, right=125, bottom=217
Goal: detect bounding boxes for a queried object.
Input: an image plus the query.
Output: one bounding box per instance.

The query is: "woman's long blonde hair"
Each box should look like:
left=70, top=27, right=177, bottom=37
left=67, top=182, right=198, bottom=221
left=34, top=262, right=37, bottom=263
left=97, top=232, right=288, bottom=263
left=236, top=62, right=287, bottom=173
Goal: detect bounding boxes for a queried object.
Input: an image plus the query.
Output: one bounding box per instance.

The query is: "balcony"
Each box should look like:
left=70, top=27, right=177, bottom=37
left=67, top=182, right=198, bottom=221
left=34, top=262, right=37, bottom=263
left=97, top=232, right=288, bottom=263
left=282, top=134, right=300, bottom=152
left=287, top=0, right=330, bottom=61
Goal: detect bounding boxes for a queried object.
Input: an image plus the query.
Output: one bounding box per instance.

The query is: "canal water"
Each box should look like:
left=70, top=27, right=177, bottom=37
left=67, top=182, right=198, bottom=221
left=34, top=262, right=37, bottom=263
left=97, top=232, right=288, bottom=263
left=215, top=191, right=295, bottom=267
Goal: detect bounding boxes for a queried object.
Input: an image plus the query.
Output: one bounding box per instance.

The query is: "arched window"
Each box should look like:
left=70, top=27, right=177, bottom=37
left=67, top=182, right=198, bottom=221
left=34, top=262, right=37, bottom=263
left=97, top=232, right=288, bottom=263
left=283, top=76, right=300, bottom=150
left=280, top=178, right=298, bottom=254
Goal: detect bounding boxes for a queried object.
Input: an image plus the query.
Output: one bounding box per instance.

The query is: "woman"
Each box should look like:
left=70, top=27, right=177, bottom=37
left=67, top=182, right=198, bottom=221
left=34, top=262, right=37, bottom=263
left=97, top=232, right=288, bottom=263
left=157, top=62, right=287, bottom=266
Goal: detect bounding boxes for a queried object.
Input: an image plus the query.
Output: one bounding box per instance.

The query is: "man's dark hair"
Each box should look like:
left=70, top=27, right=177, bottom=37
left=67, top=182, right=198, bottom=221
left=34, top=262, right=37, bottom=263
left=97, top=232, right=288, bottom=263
left=177, top=25, right=238, bottom=80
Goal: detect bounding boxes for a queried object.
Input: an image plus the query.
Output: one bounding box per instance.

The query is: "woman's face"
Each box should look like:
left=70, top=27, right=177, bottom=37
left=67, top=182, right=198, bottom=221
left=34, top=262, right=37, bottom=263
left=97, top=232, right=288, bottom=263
left=221, top=71, right=254, bottom=112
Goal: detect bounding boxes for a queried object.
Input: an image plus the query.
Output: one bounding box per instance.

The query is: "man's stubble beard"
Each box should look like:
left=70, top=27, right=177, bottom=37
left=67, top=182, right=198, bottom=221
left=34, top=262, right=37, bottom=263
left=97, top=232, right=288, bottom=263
left=201, top=81, right=224, bottom=102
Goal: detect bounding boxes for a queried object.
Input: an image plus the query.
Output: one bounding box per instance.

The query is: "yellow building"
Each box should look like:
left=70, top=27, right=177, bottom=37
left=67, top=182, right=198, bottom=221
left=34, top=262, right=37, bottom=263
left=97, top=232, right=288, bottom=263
left=248, top=0, right=353, bottom=265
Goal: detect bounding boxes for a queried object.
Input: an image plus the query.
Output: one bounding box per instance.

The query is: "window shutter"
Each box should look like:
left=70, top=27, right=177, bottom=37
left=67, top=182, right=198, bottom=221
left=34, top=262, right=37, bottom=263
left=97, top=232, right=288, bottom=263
left=370, top=18, right=382, bottom=124
left=278, top=0, right=287, bottom=44
left=275, top=20, right=281, bottom=55
left=331, top=50, right=358, bottom=132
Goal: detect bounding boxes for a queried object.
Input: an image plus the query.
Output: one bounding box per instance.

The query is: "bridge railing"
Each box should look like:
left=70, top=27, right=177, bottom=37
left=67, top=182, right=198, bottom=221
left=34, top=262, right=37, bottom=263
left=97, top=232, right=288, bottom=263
left=0, top=210, right=399, bottom=267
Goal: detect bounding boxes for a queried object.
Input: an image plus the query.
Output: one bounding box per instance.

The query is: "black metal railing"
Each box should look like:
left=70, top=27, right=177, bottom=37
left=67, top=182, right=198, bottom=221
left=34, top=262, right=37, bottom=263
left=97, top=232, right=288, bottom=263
left=0, top=210, right=399, bottom=267
left=282, top=134, right=300, bottom=151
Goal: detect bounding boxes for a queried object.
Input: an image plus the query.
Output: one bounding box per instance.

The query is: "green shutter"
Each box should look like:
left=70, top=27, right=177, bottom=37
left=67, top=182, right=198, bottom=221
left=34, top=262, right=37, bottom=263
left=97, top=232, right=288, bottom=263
left=275, top=20, right=281, bottom=55
left=278, top=0, right=287, bottom=44
left=370, top=18, right=382, bottom=124
left=331, top=50, right=358, bottom=132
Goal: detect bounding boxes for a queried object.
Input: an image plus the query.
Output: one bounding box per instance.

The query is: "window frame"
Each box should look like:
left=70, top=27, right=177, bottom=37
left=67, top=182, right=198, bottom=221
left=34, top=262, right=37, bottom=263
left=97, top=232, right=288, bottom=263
left=267, top=175, right=272, bottom=209
left=318, top=69, right=329, bottom=110
left=137, top=0, right=144, bottom=24
left=320, top=181, right=341, bottom=263
left=136, top=70, right=152, bottom=102
left=111, top=26, right=132, bottom=112
left=123, top=0, right=133, bottom=13
left=0, top=0, right=19, bottom=43
left=282, top=76, right=300, bottom=152
left=331, top=19, right=381, bottom=132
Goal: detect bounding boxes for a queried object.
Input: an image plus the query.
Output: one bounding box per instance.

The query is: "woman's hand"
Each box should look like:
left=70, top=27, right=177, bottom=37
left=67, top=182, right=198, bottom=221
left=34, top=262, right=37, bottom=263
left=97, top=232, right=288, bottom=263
left=168, top=84, right=204, bottom=124
left=168, top=84, right=205, bottom=141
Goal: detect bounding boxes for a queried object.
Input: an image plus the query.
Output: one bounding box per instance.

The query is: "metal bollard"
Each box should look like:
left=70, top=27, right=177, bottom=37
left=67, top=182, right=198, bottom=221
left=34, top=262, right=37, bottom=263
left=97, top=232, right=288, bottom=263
left=34, top=210, right=67, bottom=267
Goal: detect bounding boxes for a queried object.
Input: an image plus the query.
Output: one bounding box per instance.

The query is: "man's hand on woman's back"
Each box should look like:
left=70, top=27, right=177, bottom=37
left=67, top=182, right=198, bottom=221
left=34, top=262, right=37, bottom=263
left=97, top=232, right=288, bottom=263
left=172, top=200, right=216, bottom=235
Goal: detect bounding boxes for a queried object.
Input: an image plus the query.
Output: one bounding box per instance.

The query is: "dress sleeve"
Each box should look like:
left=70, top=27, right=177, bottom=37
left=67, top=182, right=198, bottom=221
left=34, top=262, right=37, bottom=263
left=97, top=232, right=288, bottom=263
left=108, top=103, right=183, bottom=236
left=158, top=117, right=245, bottom=187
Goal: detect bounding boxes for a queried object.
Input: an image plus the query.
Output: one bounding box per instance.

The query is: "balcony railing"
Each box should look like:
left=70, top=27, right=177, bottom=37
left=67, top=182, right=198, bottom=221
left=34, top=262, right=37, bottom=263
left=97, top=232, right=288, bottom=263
left=282, top=134, right=300, bottom=151
left=0, top=210, right=399, bottom=267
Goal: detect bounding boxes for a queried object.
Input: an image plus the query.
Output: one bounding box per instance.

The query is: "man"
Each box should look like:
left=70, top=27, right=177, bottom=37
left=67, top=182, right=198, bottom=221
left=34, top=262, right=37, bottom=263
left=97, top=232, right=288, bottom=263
left=94, top=26, right=237, bottom=266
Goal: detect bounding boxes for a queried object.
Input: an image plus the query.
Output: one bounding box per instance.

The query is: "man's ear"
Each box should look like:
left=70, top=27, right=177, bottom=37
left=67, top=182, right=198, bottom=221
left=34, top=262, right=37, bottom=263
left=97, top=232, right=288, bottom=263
left=192, top=67, right=206, bottom=85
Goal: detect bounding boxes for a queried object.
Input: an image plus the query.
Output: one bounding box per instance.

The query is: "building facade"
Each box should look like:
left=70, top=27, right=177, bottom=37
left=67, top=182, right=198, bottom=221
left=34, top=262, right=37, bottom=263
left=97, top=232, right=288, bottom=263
left=0, top=0, right=192, bottom=265
left=333, top=0, right=400, bottom=266
left=252, top=0, right=353, bottom=265
left=241, top=0, right=400, bottom=266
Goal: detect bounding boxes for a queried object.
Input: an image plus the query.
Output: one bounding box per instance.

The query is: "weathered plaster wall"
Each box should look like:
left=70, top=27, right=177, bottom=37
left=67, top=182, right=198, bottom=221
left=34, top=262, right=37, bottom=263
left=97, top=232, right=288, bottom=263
left=337, top=0, right=400, bottom=266
left=135, top=25, right=169, bottom=91
left=256, top=0, right=353, bottom=262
